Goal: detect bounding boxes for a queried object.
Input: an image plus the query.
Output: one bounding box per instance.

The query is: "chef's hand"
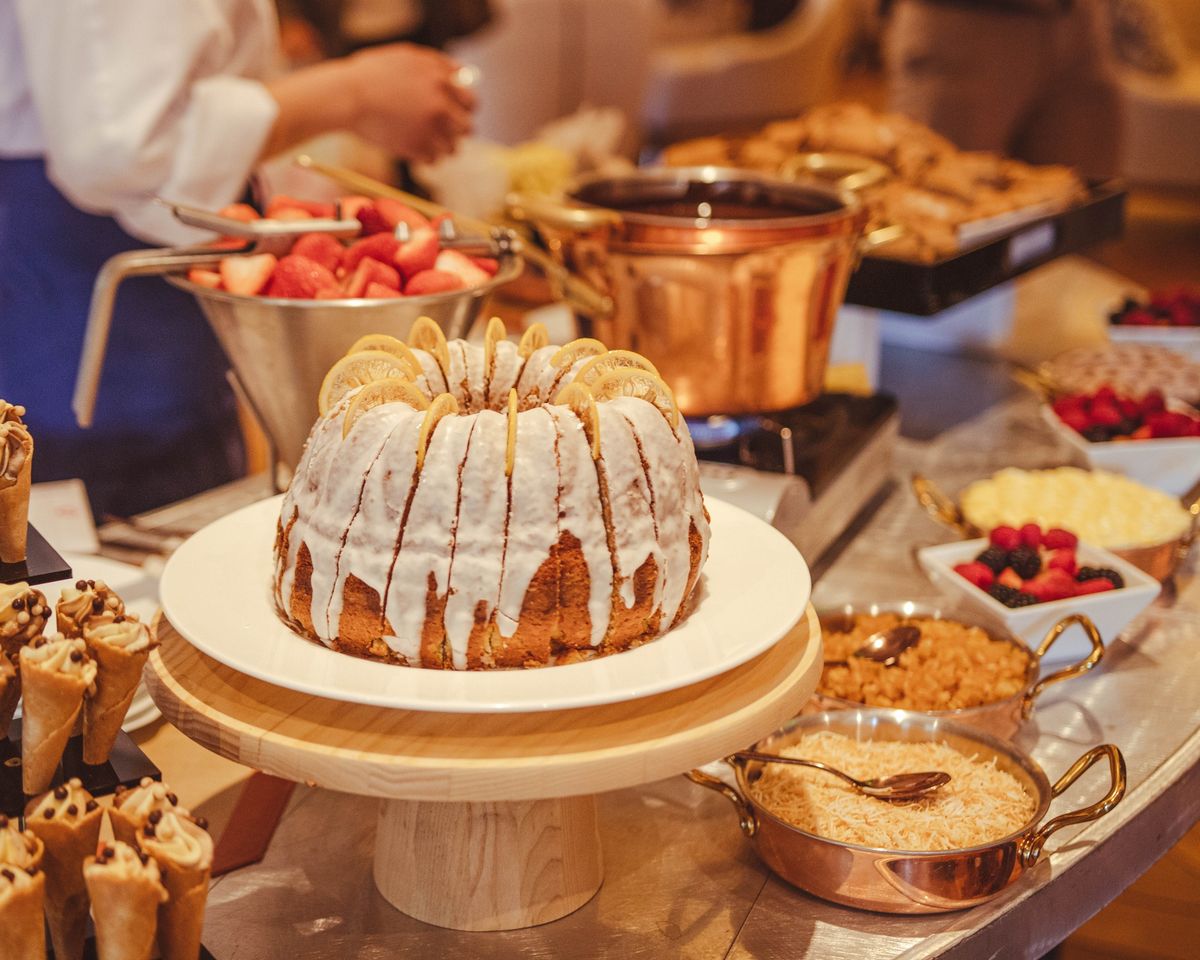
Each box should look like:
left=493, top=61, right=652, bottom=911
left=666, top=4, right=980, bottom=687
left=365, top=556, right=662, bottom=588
left=262, top=43, right=476, bottom=164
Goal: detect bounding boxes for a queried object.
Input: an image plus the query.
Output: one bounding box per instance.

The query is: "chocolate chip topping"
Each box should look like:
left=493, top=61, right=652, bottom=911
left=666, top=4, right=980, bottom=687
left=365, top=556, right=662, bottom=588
left=43, top=809, right=54, bottom=819
left=143, top=824, right=156, bottom=838
left=114, top=615, right=126, bottom=624
left=87, top=580, right=96, bottom=588
left=66, top=804, right=78, bottom=817
left=11, top=597, right=23, bottom=611
left=25, top=867, right=37, bottom=877
left=166, top=792, right=178, bottom=806
left=1, top=869, right=13, bottom=881
left=138, top=852, right=150, bottom=865
left=85, top=800, right=98, bottom=813
left=104, top=845, right=115, bottom=858
left=193, top=816, right=209, bottom=831
left=91, top=598, right=104, bottom=613
left=53, top=786, right=68, bottom=800
left=148, top=810, right=163, bottom=825
left=70, top=650, right=83, bottom=662
left=74, top=579, right=87, bottom=591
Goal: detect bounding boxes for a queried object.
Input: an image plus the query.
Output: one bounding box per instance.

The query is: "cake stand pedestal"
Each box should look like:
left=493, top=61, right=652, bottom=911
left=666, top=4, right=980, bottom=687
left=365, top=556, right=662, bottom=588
left=145, top=606, right=822, bottom=931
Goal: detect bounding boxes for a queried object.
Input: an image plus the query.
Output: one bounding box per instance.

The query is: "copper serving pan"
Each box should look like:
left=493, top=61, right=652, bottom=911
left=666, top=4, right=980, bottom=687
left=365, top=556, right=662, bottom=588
left=911, top=473, right=1200, bottom=582
left=508, top=168, right=894, bottom=417
left=689, top=709, right=1126, bottom=913
left=812, top=603, right=1103, bottom=741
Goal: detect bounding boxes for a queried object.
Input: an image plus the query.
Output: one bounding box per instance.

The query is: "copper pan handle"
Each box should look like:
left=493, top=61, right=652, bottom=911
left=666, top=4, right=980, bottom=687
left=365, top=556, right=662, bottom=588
left=910, top=473, right=976, bottom=537
left=1022, top=613, right=1105, bottom=718
left=686, top=765, right=758, bottom=838
left=1020, top=744, right=1126, bottom=867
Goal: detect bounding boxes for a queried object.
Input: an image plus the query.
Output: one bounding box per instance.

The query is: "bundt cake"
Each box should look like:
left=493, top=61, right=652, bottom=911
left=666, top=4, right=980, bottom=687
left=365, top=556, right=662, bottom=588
left=273, top=318, right=711, bottom=670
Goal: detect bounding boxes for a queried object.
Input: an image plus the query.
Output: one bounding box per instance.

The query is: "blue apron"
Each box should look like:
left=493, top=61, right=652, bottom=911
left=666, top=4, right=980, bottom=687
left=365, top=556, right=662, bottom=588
left=0, top=158, right=244, bottom=518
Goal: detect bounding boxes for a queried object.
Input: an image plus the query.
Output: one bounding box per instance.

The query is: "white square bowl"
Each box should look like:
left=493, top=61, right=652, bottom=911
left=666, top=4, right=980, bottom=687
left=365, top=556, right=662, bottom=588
left=1040, top=404, right=1200, bottom=498
left=1109, top=324, right=1200, bottom=364
left=917, top=538, right=1161, bottom=665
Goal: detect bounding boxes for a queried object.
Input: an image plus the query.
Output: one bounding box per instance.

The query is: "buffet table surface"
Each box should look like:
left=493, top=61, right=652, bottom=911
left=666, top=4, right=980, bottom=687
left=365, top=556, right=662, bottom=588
left=112, top=365, right=1200, bottom=960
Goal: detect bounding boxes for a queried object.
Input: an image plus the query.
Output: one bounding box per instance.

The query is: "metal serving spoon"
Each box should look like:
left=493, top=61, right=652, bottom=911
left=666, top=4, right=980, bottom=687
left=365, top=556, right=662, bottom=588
left=823, top=624, right=921, bottom=669
left=735, top=751, right=951, bottom=801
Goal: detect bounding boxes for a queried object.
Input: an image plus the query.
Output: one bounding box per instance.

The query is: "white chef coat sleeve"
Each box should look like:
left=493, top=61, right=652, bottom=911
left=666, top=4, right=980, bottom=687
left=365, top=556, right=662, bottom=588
left=13, top=0, right=280, bottom=245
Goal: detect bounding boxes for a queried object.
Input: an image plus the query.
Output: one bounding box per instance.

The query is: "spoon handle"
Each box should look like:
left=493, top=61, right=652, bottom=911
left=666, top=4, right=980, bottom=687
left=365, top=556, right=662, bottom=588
left=733, top=751, right=862, bottom=789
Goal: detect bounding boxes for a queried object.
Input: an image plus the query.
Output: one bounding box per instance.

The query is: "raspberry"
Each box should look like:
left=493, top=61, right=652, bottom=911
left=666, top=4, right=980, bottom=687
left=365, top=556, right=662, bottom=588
left=1008, top=546, right=1041, bottom=579
left=953, top=562, right=995, bottom=591
left=974, top=546, right=1010, bottom=574
left=1077, top=567, right=1125, bottom=589
left=1046, top=548, right=1077, bottom=577
left=989, top=526, right=1021, bottom=551
left=1019, top=523, right=1043, bottom=549
left=1042, top=528, right=1078, bottom=550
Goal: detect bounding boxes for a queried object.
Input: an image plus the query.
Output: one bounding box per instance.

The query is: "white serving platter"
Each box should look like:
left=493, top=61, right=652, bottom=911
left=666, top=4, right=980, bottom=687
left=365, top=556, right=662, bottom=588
left=159, top=495, right=811, bottom=713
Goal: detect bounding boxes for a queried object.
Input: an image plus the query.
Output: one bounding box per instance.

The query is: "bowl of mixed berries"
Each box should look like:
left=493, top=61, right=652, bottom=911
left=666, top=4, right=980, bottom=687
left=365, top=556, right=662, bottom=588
left=918, top=523, right=1160, bottom=664
left=1042, top=386, right=1200, bottom=498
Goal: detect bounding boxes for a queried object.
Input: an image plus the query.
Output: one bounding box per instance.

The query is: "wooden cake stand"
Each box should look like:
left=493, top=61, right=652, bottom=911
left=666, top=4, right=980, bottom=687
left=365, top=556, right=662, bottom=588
left=145, top=606, right=822, bottom=932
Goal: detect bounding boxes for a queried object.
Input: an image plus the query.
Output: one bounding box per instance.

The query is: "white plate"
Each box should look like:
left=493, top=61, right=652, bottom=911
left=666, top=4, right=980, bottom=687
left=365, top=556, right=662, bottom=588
left=159, top=495, right=811, bottom=713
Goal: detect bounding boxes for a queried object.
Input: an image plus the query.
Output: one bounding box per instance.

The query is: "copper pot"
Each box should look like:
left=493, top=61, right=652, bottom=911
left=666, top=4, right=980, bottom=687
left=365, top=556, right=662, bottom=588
left=689, top=709, right=1126, bottom=913
left=811, top=603, right=1104, bottom=741
left=509, top=168, right=876, bottom=417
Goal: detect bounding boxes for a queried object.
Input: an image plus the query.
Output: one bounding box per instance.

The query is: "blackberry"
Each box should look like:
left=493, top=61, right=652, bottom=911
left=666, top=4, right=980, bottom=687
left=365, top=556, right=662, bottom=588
left=1082, top=425, right=1111, bottom=443
left=1008, top=546, right=1041, bottom=579
left=1009, top=591, right=1039, bottom=607
left=987, top=583, right=1021, bottom=605
left=1077, top=566, right=1125, bottom=589
left=975, top=546, right=1010, bottom=575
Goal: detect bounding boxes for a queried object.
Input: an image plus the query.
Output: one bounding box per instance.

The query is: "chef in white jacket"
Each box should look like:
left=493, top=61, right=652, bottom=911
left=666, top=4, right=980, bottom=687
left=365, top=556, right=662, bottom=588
left=0, top=0, right=474, bottom=515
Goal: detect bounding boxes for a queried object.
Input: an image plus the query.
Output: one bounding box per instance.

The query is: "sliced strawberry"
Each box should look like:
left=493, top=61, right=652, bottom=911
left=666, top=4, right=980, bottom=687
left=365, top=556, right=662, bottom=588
left=1074, top=578, right=1115, bottom=596
left=1046, top=548, right=1077, bottom=577
left=219, top=254, right=277, bottom=296
left=186, top=268, right=222, bottom=289
left=393, top=226, right=439, bottom=279
left=470, top=256, right=500, bottom=277
left=337, top=195, right=373, bottom=221
left=315, top=287, right=343, bottom=300
left=266, top=195, right=335, bottom=218
left=345, top=257, right=401, bottom=298
left=342, top=234, right=400, bottom=273
left=356, top=204, right=393, bottom=236
left=290, top=233, right=344, bottom=273
left=265, top=254, right=338, bottom=299
left=405, top=269, right=465, bottom=297
left=218, top=203, right=260, bottom=222
left=998, top=568, right=1023, bottom=591
left=365, top=282, right=404, bottom=299
left=375, top=198, right=431, bottom=232
left=953, top=562, right=995, bottom=591
left=271, top=208, right=313, bottom=222
left=1025, top=568, right=1077, bottom=602
left=435, top=249, right=489, bottom=288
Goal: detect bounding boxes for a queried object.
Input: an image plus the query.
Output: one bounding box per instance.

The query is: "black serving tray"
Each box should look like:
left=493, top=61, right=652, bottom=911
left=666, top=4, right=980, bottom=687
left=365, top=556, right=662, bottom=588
left=0, top=523, right=72, bottom=587
left=845, top=180, right=1126, bottom=316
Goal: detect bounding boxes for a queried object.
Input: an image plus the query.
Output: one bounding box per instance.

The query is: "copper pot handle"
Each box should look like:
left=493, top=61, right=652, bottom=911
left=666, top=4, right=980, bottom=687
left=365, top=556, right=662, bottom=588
left=1022, top=613, right=1105, bottom=718
left=1019, top=744, right=1126, bottom=867
left=910, top=473, right=976, bottom=537
left=686, top=766, right=759, bottom=838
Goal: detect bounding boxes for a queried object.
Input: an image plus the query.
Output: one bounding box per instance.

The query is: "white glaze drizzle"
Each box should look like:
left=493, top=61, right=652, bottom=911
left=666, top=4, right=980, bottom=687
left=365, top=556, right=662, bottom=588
left=412, top=347, right=447, bottom=395
left=485, top=339, right=521, bottom=410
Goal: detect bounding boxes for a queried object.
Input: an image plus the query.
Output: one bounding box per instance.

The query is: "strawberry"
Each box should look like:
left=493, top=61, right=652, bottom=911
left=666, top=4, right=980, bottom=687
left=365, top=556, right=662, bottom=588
left=218, top=203, right=260, bottom=222
left=434, top=249, right=490, bottom=288
left=315, top=287, right=343, bottom=300
left=342, top=234, right=400, bottom=274
left=290, top=233, right=344, bottom=273
left=356, top=205, right=392, bottom=236
left=345, top=257, right=401, bottom=298
left=219, top=253, right=277, bottom=296
left=266, top=195, right=335, bottom=219
left=337, top=195, right=373, bottom=221
left=1074, top=578, right=1115, bottom=596
left=405, top=269, right=464, bottom=297
left=998, top=568, right=1023, bottom=591
left=471, top=256, right=500, bottom=277
left=393, top=226, right=440, bottom=279
left=1045, top=549, right=1077, bottom=577
left=271, top=208, right=313, bottom=222
left=1089, top=401, right=1122, bottom=427
left=953, top=562, right=995, bottom=591
left=1042, top=528, right=1078, bottom=550
left=1024, top=568, right=1077, bottom=603
left=365, top=282, right=404, bottom=299
left=1019, top=523, right=1042, bottom=550
left=1058, top=409, right=1089, bottom=434
left=1132, top=424, right=1152, bottom=439
left=187, top=268, right=222, bottom=289
left=989, top=526, right=1021, bottom=551
left=375, top=198, right=431, bottom=232
left=265, top=254, right=338, bottom=299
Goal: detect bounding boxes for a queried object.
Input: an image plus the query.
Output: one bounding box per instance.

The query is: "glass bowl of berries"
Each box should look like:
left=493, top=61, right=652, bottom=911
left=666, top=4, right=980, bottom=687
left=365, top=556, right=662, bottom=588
left=917, top=524, right=1161, bottom=666
left=1042, top=386, right=1200, bottom=497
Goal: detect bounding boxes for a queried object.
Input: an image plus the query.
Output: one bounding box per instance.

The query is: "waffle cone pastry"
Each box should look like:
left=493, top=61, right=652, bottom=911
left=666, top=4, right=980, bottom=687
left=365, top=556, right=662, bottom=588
left=111, top=777, right=186, bottom=847
left=84, top=841, right=168, bottom=960
left=0, top=814, right=45, bottom=872
left=0, top=582, right=49, bottom=660
left=0, top=401, right=33, bottom=565
left=82, top=613, right=155, bottom=764
left=56, top=579, right=126, bottom=639
left=26, top=779, right=105, bottom=960
left=0, top=652, right=18, bottom=740
left=140, top=811, right=213, bottom=960
left=18, top=635, right=96, bottom=794
left=0, top=865, right=47, bottom=960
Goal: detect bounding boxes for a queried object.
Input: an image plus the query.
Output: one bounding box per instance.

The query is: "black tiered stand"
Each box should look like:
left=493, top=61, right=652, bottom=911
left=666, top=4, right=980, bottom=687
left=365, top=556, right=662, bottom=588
left=0, top=523, right=72, bottom=587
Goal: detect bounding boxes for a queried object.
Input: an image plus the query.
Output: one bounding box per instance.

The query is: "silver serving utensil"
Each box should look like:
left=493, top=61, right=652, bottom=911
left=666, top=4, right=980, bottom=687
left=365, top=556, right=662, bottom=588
left=823, top=624, right=922, bottom=669
left=734, top=751, right=951, bottom=802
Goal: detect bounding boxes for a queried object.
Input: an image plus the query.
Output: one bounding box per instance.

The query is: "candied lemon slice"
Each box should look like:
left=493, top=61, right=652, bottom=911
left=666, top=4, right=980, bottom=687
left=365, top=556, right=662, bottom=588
left=407, top=316, right=451, bottom=373
left=415, top=392, right=459, bottom=469
left=342, top=379, right=429, bottom=438
left=590, top=368, right=680, bottom=428
left=549, top=337, right=606, bottom=369
left=517, top=322, right=549, bottom=359
left=318, top=350, right=413, bottom=416
left=573, top=349, right=660, bottom=388
left=554, top=382, right=601, bottom=460
left=344, top=334, right=422, bottom=379
left=505, top=388, right=518, bottom=477
left=483, top=316, right=507, bottom=373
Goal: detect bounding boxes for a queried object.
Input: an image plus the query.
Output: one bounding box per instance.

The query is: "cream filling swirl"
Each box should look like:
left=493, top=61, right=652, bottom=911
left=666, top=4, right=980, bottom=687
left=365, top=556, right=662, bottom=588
left=116, top=778, right=186, bottom=822
left=27, top=778, right=96, bottom=822
left=0, top=863, right=39, bottom=905
left=0, top=583, right=46, bottom=637
left=142, top=811, right=213, bottom=871
left=20, top=635, right=97, bottom=684
left=86, top=840, right=167, bottom=893
left=0, top=423, right=29, bottom=488
left=84, top=614, right=151, bottom=653
left=57, top=583, right=125, bottom=638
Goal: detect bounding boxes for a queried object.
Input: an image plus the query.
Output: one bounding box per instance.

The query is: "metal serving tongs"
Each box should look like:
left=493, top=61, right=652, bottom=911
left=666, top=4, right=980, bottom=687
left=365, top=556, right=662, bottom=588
left=293, top=154, right=614, bottom=320
left=71, top=200, right=362, bottom=428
